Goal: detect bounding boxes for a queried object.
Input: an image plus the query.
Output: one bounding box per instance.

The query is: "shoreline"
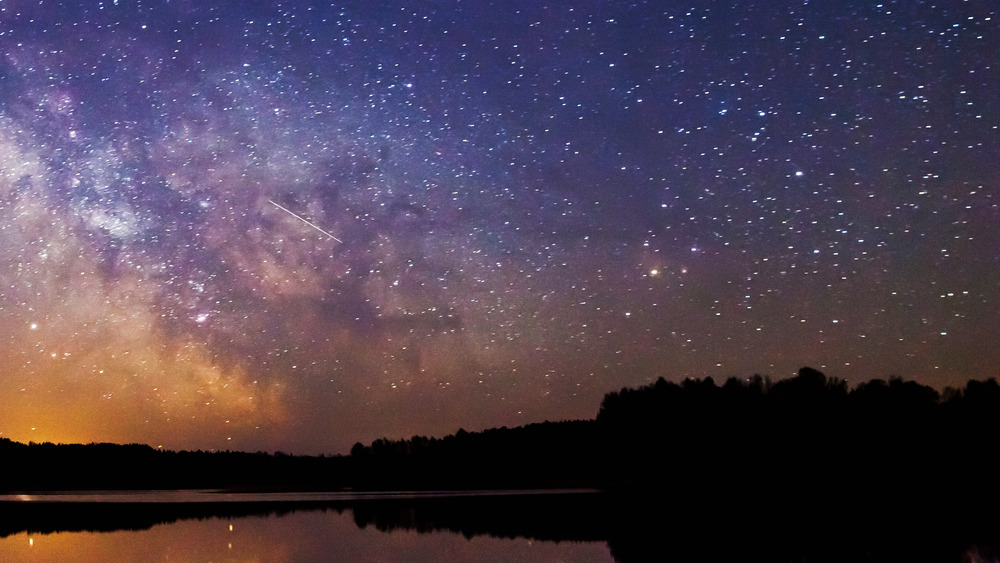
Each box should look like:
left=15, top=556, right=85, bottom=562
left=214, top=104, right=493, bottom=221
left=0, top=487, right=605, bottom=504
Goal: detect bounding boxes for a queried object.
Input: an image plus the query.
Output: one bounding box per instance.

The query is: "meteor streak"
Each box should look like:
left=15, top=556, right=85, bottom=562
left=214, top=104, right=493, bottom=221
left=268, top=200, right=343, bottom=243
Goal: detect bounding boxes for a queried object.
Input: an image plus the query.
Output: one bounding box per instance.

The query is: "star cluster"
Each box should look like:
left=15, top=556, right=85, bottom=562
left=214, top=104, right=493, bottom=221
left=0, top=1, right=996, bottom=453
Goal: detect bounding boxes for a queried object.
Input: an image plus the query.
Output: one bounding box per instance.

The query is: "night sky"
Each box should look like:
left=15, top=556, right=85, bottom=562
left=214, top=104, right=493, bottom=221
left=0, top=0, right=996, bottom=454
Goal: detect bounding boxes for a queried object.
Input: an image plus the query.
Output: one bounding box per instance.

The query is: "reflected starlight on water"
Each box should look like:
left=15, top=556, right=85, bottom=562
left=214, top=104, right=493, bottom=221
left=0, top=502, right=614, bottom=563
left=1, top=490, right=998, bottom=562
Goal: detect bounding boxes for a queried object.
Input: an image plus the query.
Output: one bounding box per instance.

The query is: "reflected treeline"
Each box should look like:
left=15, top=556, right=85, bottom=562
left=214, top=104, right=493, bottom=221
left=0, top=500, right=335, bottom=538
left=348, top=492, right=608, bottom=542
left=2, top=492, right=999, bottom=562
left=349, top=491, right=1000, bottom=563
left=2, top=367, right=1000, bottom=560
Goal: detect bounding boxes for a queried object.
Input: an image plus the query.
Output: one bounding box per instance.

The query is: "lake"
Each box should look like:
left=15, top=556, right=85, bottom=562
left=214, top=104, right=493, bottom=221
left=0, top=490, right=615, bottom=562
left=1, top=489, right=999, bottom=562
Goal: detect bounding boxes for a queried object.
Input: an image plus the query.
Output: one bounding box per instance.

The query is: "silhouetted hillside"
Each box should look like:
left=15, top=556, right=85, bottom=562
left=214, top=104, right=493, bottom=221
left=0, top=440, right=349, bottom=492
left=2, top=367, right=1000, bottom=563
left=2, top=367, right=999, bottom=499
left=595, top=368, right=1000, bottom=506
left=346, top=419, right=600, bottom=490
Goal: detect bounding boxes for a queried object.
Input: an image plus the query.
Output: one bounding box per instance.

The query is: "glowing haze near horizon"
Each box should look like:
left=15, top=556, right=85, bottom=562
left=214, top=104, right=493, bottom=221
left=0, top=1, right=996, bottom=454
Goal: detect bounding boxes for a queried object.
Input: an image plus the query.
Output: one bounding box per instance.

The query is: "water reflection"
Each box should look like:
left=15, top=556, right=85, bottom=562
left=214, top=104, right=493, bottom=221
left=0, top=491, right=613, bottom=562
left=1, top=491, right=998, bottom=562
left=3, top=507, right=613, bottom=562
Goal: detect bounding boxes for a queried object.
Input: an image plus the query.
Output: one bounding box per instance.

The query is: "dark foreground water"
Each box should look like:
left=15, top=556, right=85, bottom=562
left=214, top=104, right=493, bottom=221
left=1, top=490, right=998, bottom=562
left=1, top=490, right=612, bottom=562
left=0, top=492, right=611, bottom=561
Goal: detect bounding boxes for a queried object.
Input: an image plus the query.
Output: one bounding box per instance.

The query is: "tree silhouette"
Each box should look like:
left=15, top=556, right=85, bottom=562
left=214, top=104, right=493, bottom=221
left=2, top=368, right=999, bottom=502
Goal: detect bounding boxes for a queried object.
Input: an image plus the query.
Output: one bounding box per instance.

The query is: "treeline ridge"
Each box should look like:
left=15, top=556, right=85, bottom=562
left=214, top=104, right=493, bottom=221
left=1, top=367, right=998, bottom=496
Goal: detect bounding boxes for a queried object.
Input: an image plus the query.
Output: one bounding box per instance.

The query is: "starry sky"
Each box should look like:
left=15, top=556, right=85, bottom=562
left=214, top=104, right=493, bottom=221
left=0, top=0, right=996, bottom=454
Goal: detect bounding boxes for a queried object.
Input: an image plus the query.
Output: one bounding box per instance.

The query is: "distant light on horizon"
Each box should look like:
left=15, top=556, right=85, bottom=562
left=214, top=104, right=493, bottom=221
left=0, top=0, right=994, bottom=455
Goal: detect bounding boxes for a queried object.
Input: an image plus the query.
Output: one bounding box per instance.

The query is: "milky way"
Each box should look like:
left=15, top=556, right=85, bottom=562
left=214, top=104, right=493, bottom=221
left=0, top=1, right=997, bottom=453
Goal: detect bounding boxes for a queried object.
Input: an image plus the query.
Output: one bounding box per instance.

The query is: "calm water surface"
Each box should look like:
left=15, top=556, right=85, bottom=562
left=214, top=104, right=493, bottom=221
left=0, top=491, right=615, bottom=562
left=3, top=490, right=999, bottom=561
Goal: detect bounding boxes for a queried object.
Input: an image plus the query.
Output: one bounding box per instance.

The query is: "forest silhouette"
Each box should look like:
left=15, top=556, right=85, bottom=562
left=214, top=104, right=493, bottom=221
left=2, top=367, right=999, bottom=501
left=4, top=367, right=1000, bottom=561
